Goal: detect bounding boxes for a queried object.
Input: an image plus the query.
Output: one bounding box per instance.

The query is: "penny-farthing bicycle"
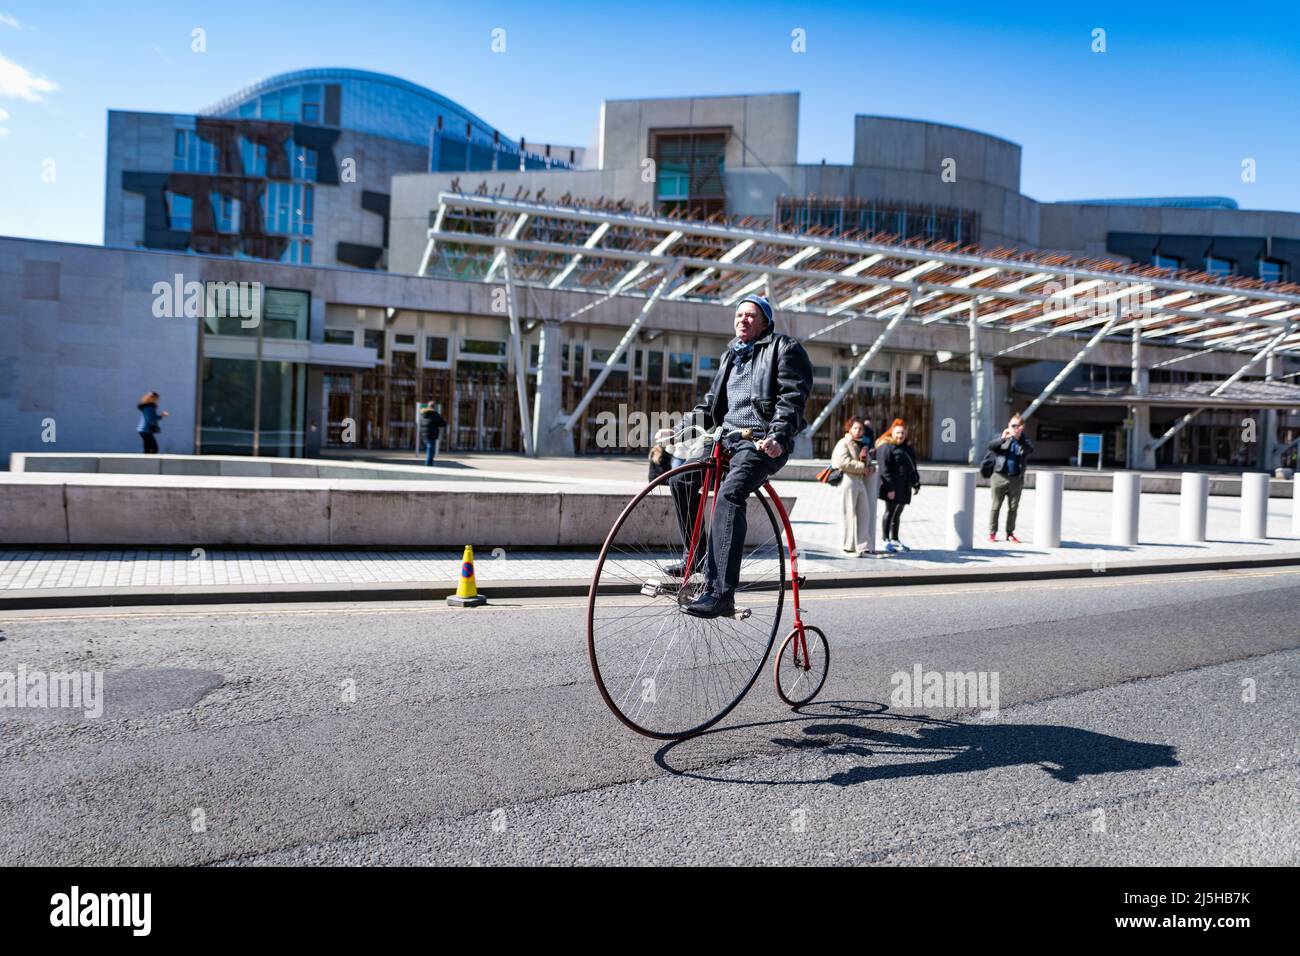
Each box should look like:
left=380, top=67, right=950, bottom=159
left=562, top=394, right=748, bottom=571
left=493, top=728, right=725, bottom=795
left=587, top=426, right=830, bottom=739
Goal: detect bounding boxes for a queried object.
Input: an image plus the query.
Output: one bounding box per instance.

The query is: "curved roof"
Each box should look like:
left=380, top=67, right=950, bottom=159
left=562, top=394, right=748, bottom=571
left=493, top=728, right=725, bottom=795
left=200, top=67, right=508, bottom=147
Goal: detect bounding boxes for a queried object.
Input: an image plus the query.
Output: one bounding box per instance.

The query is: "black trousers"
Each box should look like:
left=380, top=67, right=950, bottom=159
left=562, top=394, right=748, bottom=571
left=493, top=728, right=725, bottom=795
left=882, top=498, right=905, bottom=540
left=140, top=432, right=159, bottom=454
left=668, top=436, right=788, bottom=597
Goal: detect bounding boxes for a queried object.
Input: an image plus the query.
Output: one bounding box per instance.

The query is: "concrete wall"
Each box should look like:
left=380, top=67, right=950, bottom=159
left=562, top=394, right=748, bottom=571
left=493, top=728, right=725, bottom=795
left=599, top=93, right=799, bottom=176
left=0, top=473, right=794, bottom=547
left=1038, top=202, right=1300, bottom=261
left=0, top=239, right=201, bottom=467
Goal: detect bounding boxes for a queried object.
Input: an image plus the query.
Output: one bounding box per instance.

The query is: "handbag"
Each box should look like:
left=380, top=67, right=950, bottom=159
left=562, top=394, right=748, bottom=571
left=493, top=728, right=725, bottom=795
left=979, top=449, right=996, bottom=479
left=816, top=466, right=844, bottom=486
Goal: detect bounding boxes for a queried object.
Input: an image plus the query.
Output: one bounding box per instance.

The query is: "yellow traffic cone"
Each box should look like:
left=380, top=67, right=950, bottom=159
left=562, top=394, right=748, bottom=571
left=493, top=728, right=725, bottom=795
left=446, top=544, right=487, bottom=607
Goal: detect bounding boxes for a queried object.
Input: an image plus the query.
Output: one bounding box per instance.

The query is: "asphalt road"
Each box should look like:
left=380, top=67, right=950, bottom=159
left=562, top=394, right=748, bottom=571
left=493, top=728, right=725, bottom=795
left=1, top=565, right=1297, bottom=866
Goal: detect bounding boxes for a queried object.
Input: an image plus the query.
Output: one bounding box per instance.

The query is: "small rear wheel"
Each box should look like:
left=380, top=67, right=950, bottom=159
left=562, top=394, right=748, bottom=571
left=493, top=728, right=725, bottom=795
left=774, top=625, right=829, bottom=707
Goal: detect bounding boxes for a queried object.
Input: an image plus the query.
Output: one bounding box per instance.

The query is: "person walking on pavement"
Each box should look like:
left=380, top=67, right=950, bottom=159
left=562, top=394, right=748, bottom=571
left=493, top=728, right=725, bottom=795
left=832, top=416, right=876, bottom=555
left=136, top=391, right=168, bottom=454
left=988, top=412, right=1034, bottom=542
left=666, top=293, right=813, bottom=619
left=419, top=402, right=447, bottom=465
left=875, top=417, right=920, bottom=553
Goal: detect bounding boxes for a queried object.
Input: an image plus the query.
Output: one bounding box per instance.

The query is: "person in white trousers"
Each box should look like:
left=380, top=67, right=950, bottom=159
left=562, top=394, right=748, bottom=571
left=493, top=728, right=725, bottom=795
left=833, top=416, right=876, bottom=554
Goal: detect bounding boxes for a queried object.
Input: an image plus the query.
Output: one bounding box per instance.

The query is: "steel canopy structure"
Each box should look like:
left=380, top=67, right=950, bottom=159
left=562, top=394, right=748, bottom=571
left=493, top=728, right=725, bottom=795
left=416, top=191, right=1300, bottom=461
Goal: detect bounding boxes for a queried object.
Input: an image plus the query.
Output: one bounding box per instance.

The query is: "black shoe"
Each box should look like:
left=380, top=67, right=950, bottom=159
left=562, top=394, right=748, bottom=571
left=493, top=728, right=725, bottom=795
left=681, top=592, right=735, bottom=619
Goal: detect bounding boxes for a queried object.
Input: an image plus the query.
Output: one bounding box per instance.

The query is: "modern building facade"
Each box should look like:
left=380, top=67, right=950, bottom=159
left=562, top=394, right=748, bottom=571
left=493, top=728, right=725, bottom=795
left=104, top=69, right=582, bottom=272
left=7, top=80, right=1294, bottom=471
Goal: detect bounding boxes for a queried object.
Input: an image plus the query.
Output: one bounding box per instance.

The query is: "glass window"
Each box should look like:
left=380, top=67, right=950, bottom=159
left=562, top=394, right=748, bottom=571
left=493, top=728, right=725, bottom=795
left=591, top=347, right=628, bottom=368
left=668, top=352, right=693, bottom=380
left=238, top=100, right=257, bottom=118
left=200, top=356, right=306, bottom=457
left=279, top=87, right=301, bottom=122
left=262, top=183, right=313, bottom=235
left=903, top=371, right=925, bottom=394
left=1152, top=254, right=1181, bottom=271
left=261, top=288, right=309, bottom=340
left=861, top=370, right=890, bottom=395
left=426, top=336, right=449, bottom=363
left=460, top=338, right=508, bottom=359
left=363, top=329, right=385, bottom=360
left=261, top=90, right=281, bottom=120
left=394, top=333, right=416, bottom=346
left=165, top=192, right=192, bottom=230
left=291, top=142, right=318, bottom=181
left=241, top=138, right=267, bottom=176
left=813, top=364, right=833, bottom=381
left=1205, top=256, right=1234, bottom=277
left=200, top=358, right=257, bottom=455
left=324, top=329, right=353, bottom=345
left=172, top=130, right=218, bottom=173
left=204, top=281, right=261, bottom=337
left=302, top=84, right=322, bottom=123
left=1259, top=259, right=1287, bottom=283
left=646, top=350, right=664, bottom=384
left=210, top=193, right=240, bottom=233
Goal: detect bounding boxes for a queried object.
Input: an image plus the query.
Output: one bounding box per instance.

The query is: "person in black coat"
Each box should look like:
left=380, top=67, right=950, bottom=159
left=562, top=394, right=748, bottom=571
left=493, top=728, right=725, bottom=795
left=419, top=403, right=447, bottom=465
left=874, top=418, right=920, bottom=552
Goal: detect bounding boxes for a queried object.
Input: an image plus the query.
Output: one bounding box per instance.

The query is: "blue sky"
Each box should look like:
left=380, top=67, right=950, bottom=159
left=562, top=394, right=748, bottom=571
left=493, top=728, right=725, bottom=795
left=1, top=0, right=1297, bottom=245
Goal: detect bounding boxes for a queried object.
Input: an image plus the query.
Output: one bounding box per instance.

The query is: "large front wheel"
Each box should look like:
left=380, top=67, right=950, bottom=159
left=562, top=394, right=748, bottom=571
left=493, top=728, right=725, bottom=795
left=587, top=461, right=786, bottom=739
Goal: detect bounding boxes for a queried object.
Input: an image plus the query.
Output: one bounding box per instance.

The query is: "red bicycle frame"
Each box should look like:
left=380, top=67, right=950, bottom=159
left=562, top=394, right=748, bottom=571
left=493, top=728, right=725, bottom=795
left=680, top=437, right=810, bottom=662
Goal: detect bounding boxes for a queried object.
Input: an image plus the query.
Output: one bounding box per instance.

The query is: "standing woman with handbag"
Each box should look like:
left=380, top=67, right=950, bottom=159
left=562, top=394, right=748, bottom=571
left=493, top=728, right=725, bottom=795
left=875, top=417, right=920, bottom=552
left=832, top=416, right=875, bottom=554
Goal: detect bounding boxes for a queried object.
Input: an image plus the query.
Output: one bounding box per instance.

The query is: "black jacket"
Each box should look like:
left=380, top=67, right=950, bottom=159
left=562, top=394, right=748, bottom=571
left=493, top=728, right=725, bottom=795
left=419, top=409, right=447, bottom=442
left=876, top=440, right=920, bottom=504
left=986, top=434, right=1035, bottom=476
left=686, top=329, right=814, bottom=452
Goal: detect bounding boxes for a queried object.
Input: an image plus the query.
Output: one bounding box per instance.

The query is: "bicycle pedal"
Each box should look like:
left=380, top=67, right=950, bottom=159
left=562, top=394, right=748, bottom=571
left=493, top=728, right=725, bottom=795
left=640, top=581, right=666, bottom=597
left=733, top=607, right=751, bottom=621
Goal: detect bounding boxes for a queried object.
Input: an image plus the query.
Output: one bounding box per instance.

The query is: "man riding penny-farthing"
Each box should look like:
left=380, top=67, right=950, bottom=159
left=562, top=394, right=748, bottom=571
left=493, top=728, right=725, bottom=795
left=587, top=294, right=831, bottom=739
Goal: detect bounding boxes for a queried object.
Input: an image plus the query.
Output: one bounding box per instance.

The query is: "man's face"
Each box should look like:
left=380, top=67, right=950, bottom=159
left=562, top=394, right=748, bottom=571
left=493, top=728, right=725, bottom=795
left=734, top=303, right=766, bottom=342
left=1009, top=419, right=1024, bottom=435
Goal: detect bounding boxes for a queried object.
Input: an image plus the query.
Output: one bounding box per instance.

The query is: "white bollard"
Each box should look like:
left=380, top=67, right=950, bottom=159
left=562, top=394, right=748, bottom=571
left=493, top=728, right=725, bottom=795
left=1111, top=472, right=1141, bottom=546
left=865, top=470, right=880, bottom=554
left=946, top=468, right=976, bottom=550
left=1240, top=472, right=1270, bottom=539
left=1033, top=470, right=1064, bottom=548
left=1179, top=472, right=1208, bottom=542
left=1295, top=474, right=1300, bottom=537
left=1289, top=476, right=1300, bottom=541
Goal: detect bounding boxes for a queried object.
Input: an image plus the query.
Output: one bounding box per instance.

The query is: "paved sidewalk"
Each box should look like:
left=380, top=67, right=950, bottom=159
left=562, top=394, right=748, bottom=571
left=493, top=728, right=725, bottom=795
left=1, top=485, right=1296, bottom=601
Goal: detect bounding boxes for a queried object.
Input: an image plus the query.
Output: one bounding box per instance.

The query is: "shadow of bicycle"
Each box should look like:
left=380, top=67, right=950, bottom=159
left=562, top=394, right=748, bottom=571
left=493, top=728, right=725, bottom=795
left=654, top=700, right=1179, bottom=787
